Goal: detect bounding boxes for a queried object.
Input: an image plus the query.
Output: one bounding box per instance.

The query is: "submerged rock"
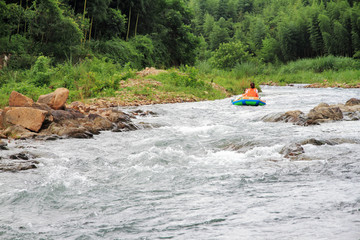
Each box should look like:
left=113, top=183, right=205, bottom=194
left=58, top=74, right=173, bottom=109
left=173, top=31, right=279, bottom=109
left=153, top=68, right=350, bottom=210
left=0, top=151, right=39, bottom=172
left=300, top=138, right=336, bottom=146
left=280, top=143, right=305, bottom=159
left=0, top=140, right=8, bottom=150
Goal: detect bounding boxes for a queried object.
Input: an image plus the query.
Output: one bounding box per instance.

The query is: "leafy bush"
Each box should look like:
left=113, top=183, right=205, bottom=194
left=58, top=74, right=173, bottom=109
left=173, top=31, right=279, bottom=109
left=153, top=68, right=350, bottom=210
left=210, top=41, right=251, bottom=69
left=92, top=38, right=142, bottom=68
left=31, top=56, right=52, bottom=87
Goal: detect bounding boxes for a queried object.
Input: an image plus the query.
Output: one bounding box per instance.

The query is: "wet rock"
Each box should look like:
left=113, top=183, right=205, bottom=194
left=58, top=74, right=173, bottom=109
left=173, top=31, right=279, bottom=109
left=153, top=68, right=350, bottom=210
left=0, top=151, right=39, bottom=172
left=112, top=122, right=138, bottom=132
left=3, top=125, right=37, bottom=139
left=107, top=111, right=132, bottom=123
left=3, top=107, right=47, bottom=132
left=307, top=103, right=343, bottom=123
left=262, top=110, right=308, bottom=125
left=45, top=121, right=93, bottom=139
left=35, top=134, right=61, bottom=141
left=68, top=131, right=93, bottom=139
left=0, top=140, right=8, bottom=150
left=37, top=88, right=69, bottom=110
left=0, top=162, right=38, bottom=172
left=8, top=91, right=34, bottom=107
left=10, top=153, right=29, bottom=160
left=280, top=143, right=305, bottom=158
left=131, top=110, right=158, bottom=117
left=345, top=98, right=360, bottom=106
left=300, top=138, right=336, bottom=146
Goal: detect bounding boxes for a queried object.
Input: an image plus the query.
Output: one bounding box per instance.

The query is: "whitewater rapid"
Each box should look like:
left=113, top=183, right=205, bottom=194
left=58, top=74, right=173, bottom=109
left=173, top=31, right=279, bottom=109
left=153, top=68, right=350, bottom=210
left=0, top=85, right=359, bottom=239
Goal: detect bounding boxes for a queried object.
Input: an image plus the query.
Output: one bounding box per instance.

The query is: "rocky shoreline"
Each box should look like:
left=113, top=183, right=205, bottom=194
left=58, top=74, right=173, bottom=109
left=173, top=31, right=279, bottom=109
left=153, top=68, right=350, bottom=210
left=0, top=88, right=157, bottom=171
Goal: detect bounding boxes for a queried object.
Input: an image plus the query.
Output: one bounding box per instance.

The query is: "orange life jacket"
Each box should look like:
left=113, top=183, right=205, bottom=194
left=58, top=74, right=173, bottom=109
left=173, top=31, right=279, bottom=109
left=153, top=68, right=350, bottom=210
left=244, top=88, right=259, bottom=97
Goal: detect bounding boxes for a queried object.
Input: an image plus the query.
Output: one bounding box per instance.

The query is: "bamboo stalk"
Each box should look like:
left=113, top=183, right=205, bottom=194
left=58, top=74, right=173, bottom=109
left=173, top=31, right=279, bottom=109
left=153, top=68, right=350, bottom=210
left=89, top=16, right=93, bottom=42
left=126, top=7, right=131, bottom=41
left=82, top=0, right=87, bottom=44
left=17, top=0, right=22, bottom=34
left=135, top=13, right=139, bottom=37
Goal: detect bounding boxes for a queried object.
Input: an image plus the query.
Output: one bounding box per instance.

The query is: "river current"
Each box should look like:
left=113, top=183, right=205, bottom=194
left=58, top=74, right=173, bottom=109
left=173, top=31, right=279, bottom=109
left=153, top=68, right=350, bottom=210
left=1, top=86, right=360, bottom=239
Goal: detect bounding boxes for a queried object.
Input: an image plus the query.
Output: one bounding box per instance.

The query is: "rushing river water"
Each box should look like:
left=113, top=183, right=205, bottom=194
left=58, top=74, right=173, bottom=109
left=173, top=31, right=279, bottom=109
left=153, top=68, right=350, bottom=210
left=1, top=86, right=360, bottom=239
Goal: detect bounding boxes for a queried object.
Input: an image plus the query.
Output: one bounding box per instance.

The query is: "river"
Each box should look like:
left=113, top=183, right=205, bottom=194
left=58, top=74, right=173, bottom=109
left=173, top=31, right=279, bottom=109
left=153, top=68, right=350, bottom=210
left=1, top=86, right=360, bottom=239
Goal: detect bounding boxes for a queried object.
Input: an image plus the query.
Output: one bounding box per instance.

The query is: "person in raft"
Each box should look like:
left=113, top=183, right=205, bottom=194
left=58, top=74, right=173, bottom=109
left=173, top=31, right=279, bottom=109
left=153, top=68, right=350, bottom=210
left=243, top=82, right=259, bottom=98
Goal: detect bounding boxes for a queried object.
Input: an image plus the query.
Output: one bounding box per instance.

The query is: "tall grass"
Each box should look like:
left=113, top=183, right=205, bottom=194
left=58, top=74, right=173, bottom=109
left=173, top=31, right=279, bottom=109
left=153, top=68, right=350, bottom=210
left=279, top=55, right=360, bottom=74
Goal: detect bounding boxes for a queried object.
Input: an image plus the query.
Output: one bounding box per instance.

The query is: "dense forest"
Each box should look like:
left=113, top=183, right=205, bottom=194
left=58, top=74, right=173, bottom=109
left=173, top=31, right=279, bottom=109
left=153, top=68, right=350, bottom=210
left=1, top=0, right=360, bottom=70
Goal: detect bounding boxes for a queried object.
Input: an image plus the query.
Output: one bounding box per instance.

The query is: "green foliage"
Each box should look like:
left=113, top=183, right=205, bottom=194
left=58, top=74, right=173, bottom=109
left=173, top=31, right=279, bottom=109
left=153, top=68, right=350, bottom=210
left=278, top=55, right=360, bottom=74
left=31, top=56, right=52, bottom=87
left=259, top=37, right=281, bottom=63
left=210, top=41, right=250, bottom=69
left=130, top=35, right=155, bottom=67
left=29, top=0, right=83, bottom=61
left=93, top=38, right=142, bottom=68
left=148, top=68, right=226, bottom=100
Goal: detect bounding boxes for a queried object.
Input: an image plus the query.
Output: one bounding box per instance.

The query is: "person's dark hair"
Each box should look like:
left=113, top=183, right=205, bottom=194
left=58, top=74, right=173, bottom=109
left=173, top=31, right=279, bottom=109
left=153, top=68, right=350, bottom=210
left=250, top=82, right=255, bottom=88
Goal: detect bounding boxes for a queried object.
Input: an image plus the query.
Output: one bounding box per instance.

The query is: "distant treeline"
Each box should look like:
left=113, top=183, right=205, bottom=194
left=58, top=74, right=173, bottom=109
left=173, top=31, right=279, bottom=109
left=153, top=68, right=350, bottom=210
left=0, top=0, right=360, bottom=69
left=191, top=0, right=360, bottom=68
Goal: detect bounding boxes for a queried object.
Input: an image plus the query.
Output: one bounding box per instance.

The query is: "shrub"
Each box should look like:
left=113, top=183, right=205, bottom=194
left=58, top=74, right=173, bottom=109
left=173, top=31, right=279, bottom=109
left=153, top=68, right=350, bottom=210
left=31, top=56, right=52, bottom=87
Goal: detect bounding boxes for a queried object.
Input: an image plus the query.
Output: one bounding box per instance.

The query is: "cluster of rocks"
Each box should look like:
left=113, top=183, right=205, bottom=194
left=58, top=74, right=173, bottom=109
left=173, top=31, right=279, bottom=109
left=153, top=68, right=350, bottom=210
left=0, top=88, right=147, bottom=140
left=262, top=98, right=360, bottom=126
left=0, top=88, right=158, bottom=171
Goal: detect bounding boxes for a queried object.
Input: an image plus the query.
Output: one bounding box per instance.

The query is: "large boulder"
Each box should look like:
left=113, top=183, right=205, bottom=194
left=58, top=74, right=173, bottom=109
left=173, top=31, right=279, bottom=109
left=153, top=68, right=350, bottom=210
left=3, top=107, right=47, bottom=132
left=8, top=91, right=34, bottom=107
left=307, top=103, right=343, bottom=123
left=37, top=88, right=69, bottom=110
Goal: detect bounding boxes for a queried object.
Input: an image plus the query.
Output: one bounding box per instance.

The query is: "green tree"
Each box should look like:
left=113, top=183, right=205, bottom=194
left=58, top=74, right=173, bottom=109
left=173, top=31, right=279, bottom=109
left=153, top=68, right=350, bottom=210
left=259, top=37, right=280, bottom=63
left=248, top=17, right=267, bottom=53
left=29, top=0, right=82, bottom=60
left=211, top=41, right=250, bottom=69
left=333, top=20, right=351, bottom=56
left=318, top=13, right=333, bottom=54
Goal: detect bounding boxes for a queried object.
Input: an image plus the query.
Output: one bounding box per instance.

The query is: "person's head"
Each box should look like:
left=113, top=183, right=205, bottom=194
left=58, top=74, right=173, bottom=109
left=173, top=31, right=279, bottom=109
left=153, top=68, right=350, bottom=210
left=250, top=82, right=255, bottom=88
